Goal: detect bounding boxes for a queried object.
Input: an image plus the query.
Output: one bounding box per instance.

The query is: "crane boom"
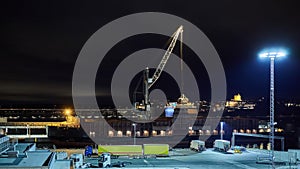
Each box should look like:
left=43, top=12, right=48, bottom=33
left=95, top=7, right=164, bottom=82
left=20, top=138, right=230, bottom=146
left=136, top=25, right=184, bottom=111
left=148, top=25, right=183, bottom=89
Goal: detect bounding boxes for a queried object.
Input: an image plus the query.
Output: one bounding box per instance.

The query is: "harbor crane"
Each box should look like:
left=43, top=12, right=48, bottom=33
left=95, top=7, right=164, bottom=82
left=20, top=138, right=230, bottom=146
left=136, top=25, right=184, bottom=111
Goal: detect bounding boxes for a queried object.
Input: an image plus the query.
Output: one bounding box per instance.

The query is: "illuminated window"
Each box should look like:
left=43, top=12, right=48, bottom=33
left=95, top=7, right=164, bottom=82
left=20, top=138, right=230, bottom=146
left=199, top=130, right=203, bottom=135
left=152, top=130, right=157, bottom=136
left=277, top=128, right=284, bottom=132
left=143, top=130, right=149, bottom=137
left=189, top=130, right=195, bottom=135
left=126, top=130, right=131, bottom=137
left=117, top=131, right=123, bottom=137
left=160, top=130, right=165, bottom=136
left=136, top=131, right=141, bottom=137
left=89, top=131, right=95, bottom=137
left=108, top=131, right=114, bottom=137
left=213, top=130, right=218, bottom=135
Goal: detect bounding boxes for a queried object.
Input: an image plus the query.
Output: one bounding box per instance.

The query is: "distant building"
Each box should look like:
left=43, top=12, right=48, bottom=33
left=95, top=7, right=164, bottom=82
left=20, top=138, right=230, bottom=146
left=234, top=93, right=242, bottom=102
left=175, top=94, right=197, bottom=114
left=225, top=93, right=255, bottom=110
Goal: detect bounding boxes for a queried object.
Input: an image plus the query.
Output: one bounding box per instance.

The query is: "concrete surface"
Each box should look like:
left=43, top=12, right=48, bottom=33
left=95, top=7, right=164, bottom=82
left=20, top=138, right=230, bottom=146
left=54, top=148, right=300, bottom=169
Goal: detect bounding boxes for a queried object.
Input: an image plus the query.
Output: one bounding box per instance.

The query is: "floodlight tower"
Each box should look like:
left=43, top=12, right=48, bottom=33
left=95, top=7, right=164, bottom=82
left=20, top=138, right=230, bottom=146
left=259, top=50, right=286, bottom=168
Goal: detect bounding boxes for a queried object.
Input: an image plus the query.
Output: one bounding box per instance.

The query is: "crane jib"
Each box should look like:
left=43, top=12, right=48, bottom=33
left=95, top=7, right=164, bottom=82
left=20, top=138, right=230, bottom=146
left=148, top=25, right=183, bottom=89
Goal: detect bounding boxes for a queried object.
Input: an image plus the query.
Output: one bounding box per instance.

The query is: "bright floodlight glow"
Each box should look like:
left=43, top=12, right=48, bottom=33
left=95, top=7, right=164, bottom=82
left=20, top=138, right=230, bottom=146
left=259, top=49, right=287, bottom=58
left=64, top=108, right=72, bottom=115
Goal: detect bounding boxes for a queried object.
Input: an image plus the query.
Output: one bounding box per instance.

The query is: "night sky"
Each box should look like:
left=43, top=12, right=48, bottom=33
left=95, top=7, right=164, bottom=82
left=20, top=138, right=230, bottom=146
left=1, top=1, right=300, bottom=106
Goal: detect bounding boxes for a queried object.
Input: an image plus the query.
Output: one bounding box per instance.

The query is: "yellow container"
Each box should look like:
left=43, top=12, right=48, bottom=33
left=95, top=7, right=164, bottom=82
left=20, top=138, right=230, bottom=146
left=98, top=145, right=143, bottom=156
left=143, top=144, right=169, bottom=156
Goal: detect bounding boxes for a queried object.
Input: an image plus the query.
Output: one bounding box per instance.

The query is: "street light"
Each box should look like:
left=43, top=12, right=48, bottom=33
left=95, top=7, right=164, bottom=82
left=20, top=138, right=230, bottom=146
left=132, top=123, right=136, bottom=145
left=220, top=122, right=224, bottom=140
left=259, top=49, right=287, bottom=168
